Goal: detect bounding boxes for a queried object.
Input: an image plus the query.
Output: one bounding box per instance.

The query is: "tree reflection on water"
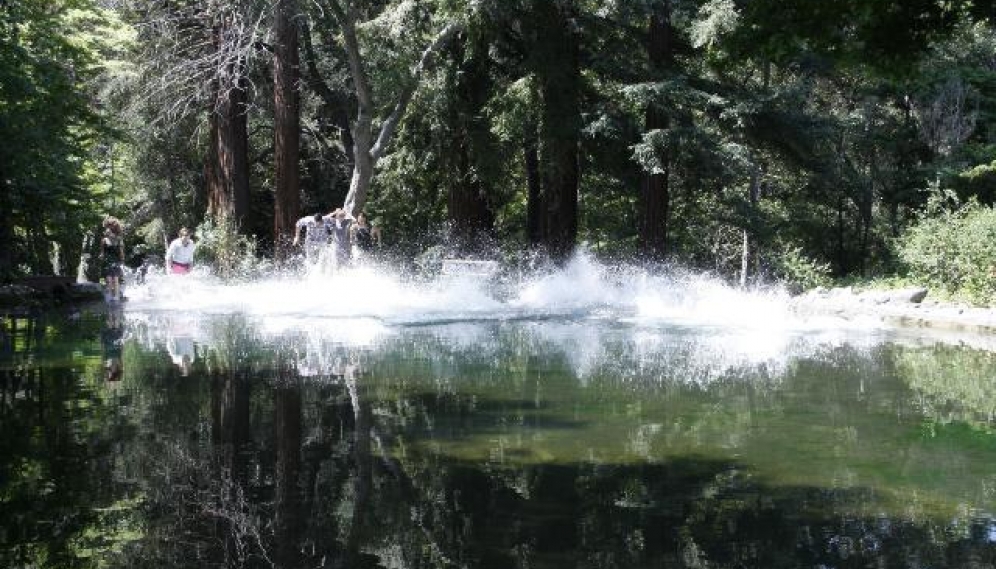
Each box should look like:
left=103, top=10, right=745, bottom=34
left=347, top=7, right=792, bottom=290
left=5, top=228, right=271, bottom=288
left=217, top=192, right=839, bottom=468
left=1, top=309, right=995, bottom=568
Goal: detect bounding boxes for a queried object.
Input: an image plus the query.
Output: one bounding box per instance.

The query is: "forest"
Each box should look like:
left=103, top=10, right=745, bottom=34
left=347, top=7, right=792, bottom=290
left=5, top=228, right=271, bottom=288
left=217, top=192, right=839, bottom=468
left=2, top=0, right=995, bottom=300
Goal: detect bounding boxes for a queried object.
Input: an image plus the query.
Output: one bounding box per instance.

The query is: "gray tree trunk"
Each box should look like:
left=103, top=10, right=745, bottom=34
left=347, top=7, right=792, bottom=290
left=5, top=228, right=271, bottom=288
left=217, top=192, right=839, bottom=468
left=335, top=2, right=460, bottom=215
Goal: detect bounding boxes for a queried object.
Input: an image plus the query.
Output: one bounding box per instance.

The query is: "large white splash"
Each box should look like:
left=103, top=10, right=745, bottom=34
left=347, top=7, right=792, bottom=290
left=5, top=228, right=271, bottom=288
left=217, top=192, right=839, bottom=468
left=124, top=251, right=882, bottom=332
left=118, top=251, right=906, bottom=384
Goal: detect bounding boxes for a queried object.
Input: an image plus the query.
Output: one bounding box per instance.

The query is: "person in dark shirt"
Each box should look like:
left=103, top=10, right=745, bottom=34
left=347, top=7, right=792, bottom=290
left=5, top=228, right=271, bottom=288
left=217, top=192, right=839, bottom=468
left=100, top=216, right=125, bottom=302
left=350, top=211, right=381, bottom=260
left=101, top=306, right=124, bottom=382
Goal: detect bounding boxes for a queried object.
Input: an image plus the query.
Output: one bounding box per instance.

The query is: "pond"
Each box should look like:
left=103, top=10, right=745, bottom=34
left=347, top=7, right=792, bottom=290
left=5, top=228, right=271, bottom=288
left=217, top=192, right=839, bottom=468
left=2, top=257, right=996, bottom=568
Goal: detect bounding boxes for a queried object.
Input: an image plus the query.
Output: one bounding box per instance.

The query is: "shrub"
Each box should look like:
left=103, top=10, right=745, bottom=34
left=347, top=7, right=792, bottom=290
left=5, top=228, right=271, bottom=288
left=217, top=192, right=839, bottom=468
left=770, top=245, right=832, bottom=292
left=898, top=193, right=996, bottom=305
left=194, top=214, right=272, bottom=280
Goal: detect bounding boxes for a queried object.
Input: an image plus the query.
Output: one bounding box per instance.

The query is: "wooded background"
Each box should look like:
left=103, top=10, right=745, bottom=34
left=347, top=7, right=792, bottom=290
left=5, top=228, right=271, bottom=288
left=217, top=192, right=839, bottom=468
left=2, top=0, right=994, bottom=295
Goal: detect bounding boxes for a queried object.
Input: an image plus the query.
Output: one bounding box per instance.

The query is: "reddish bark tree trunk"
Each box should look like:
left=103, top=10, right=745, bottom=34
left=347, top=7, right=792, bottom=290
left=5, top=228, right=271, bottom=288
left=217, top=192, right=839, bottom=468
left=206, top=22, right=251, bottom=227
left=273, top=0, right=301, bottom=259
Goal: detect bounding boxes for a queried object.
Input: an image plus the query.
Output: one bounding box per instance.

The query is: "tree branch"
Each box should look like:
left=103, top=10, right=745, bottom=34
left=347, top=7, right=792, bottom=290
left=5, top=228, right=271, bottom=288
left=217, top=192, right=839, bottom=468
left=299, top=17, right=338, bottom=107
left=370, top=21, right=462, bottom=161
left=338, top=2, right=374, bottom=113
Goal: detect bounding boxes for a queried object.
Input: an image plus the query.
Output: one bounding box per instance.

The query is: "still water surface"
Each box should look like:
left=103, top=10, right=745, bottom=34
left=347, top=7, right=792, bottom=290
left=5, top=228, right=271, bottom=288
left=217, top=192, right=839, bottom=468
left=2, top=258, right=996, bottom=568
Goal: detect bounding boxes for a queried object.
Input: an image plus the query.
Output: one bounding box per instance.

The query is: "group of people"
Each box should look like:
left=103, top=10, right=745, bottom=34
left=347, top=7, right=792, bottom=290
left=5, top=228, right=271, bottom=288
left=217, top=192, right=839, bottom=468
left=96, top=206, right=378, bottom=300
left=98, top=216, right=196, bottom=301
left=293, top=208, right=381, bottom=266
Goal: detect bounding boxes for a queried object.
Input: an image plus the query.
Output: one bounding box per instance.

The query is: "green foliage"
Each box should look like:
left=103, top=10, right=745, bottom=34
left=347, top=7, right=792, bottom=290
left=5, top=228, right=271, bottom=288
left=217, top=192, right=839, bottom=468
left=194, top=215, right=272, bottom=280
left=690, top=0, right=740, bottom=52
left=22, top=0, right=991, bottom=284
left=898, top=190, right=996, bottom=305
left=0, top=0, right=111, bottom=278
left=769, top=245, right=833, bottom=291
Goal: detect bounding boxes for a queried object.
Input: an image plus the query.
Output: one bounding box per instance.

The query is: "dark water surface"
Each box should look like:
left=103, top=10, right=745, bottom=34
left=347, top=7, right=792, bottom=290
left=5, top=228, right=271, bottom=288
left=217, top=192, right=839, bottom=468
left=2, top=305, right=996, bottom=568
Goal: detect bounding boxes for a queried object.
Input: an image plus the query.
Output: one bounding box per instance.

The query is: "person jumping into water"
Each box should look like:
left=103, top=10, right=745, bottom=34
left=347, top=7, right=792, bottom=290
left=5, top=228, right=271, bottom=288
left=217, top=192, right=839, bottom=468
left=166, top=227, right=197, bottom=275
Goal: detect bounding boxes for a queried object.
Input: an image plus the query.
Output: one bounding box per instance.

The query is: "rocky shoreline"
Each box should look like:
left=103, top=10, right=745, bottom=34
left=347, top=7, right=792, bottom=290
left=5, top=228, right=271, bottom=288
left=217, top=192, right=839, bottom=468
left=0, top=279, right=105, bottom=311
left=792, top=286, right=996, bottom=335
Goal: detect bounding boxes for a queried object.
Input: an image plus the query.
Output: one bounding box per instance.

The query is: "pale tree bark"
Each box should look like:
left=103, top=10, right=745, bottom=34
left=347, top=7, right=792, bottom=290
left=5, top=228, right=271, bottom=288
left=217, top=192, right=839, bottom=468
left=739, top=62, right=770, bottom=287
left=273, top=0, right=301, bottom=259
left=739, top=162, right=762, bottom=287
left=327, top=1, right=462, bottom=215
left=344, top=359, right=371, bottom=565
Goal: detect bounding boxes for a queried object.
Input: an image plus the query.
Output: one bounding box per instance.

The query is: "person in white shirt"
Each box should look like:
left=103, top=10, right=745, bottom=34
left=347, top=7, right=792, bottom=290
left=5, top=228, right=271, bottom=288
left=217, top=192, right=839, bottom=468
left=293, top=213, right=332, bottom=263
left=166, top=227, right=197, bottom=275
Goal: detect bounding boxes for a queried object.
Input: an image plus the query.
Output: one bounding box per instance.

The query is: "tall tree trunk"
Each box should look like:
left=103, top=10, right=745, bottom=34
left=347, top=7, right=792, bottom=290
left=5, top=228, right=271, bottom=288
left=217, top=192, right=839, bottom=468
left=639, top=0, right=674, bottom=261
left=0, top=177, right=11, bottom=280
left=206, top=80, right=251, bottom=226
left=532, top=1, right=581, bottom=263
left=206, top=21, right=251, bottom=227
left=740, top=164, right=762, bottom=287
left=858, top=98, right=877, bottom=276
left=448, top=142, right=494, bottom=251
left=273, top=0, right=301, bottom=259
left=446, top=32, right=494, bottom=252
left=524, top=114, right=542, bottom=246
left=835, top=196, right=847, bottom=273
left=740, top=63, right=770, bottom=286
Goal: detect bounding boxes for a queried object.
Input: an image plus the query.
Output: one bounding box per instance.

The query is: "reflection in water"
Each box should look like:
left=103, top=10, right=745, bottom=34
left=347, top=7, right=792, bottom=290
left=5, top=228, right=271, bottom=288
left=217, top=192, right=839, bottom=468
left=102, top=306, right=125, bottom=382
left=3, top=256, right=996, bottom=567
left=166, top=314, right=196, bottom=377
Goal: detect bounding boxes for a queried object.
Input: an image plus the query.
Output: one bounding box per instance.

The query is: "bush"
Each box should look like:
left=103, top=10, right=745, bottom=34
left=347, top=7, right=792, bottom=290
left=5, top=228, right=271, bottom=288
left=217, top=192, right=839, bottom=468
left=898, top=193, right=996, bottom=305
left=770, top=245, right=832, bottom=292
left=194, top=215, right=272, bottom=280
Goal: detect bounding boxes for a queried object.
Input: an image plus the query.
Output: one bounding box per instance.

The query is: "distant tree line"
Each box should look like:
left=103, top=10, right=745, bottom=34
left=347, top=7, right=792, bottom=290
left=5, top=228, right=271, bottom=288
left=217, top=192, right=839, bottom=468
left=2, top=0, right=994, bottom=289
